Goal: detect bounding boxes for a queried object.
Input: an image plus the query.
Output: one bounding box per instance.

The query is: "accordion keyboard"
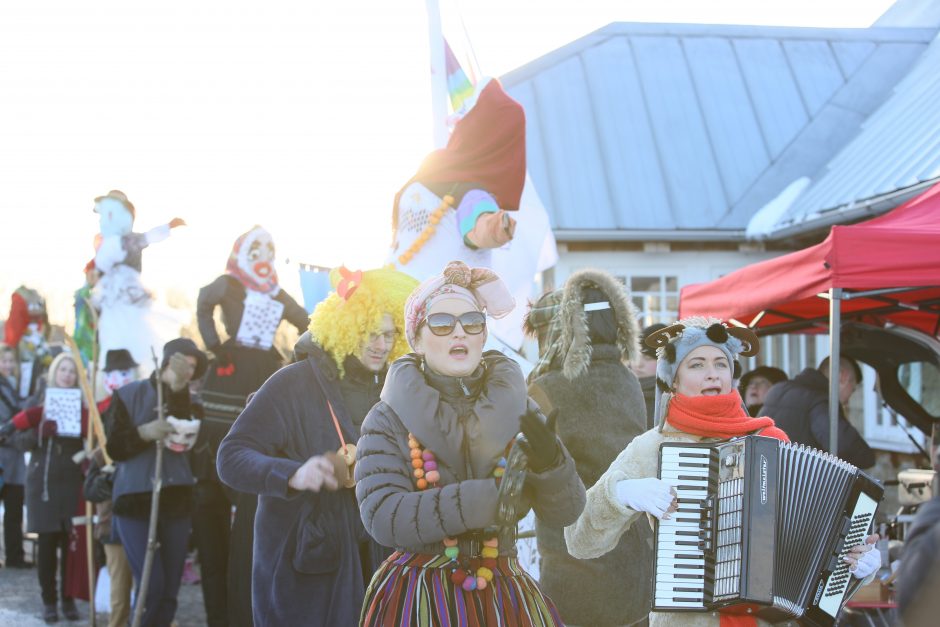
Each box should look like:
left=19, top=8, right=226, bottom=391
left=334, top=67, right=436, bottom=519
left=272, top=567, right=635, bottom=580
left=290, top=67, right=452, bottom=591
left=654, top=446, right=717, bottom=609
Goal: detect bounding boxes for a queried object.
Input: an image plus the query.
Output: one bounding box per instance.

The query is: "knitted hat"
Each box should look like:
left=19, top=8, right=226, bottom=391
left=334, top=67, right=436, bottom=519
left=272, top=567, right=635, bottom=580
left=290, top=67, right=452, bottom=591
left=645, top=317, right=759, bottom=429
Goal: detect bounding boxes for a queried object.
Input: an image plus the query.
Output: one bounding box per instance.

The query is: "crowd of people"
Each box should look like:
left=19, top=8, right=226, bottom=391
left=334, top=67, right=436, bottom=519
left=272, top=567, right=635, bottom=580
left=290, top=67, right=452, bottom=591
left=2, top=257, right=893, bottom=627
left=0, top=77, right=922, bottom=627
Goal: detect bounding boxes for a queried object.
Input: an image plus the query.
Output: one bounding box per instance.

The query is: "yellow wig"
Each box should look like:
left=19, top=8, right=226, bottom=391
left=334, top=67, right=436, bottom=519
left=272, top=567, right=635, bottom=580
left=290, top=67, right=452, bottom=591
left=309, top=266, right=419, bottom=374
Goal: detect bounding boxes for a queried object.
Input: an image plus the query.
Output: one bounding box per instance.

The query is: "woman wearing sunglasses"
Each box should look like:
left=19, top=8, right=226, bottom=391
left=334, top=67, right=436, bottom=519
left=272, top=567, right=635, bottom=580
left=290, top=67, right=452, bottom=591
left=355, top=260, right=585, bottom=626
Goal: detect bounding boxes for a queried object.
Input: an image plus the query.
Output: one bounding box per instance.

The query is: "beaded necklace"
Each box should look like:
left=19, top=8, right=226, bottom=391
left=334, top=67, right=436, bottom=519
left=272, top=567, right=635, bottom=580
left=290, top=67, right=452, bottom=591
left=408, top=432, right=507, bottom=591
left=397, top=194, right=454, bottom=266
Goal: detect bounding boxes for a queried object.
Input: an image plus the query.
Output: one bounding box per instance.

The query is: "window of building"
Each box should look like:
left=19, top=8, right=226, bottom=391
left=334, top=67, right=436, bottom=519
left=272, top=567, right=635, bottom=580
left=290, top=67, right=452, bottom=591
left=613, top=274, right=679, bottom=326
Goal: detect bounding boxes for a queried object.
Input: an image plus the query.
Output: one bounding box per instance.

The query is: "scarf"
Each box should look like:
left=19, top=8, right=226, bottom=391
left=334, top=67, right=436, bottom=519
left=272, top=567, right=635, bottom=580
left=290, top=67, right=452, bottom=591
left=403, top=261, right=514, bottom=349
left=380, top=353, right=525, bottom=479
left=666, top=391, right=787, bottom=627
left=666, top=391, right=789, bottom=442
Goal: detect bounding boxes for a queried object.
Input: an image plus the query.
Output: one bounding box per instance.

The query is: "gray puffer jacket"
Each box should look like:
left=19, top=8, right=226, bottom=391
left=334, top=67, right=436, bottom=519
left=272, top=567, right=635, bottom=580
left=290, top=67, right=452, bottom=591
left=355, top=351, right=585, bottom=557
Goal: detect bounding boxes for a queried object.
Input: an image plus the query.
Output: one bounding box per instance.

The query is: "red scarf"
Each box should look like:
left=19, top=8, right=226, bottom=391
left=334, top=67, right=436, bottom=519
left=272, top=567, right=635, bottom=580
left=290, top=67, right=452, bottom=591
left=666, top=391, right=788, bottom=627
left=667, top=391, right=789, bottom=443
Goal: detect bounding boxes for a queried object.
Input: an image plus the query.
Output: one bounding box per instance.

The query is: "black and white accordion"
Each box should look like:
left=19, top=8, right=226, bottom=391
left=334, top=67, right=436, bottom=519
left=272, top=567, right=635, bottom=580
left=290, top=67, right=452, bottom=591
left=653, top=436, right=883, bottom=625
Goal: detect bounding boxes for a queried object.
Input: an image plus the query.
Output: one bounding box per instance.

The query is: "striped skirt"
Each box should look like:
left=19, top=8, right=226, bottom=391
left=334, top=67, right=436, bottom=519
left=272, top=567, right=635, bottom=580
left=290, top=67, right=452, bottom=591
left=360, top=551, right=564, bottom=627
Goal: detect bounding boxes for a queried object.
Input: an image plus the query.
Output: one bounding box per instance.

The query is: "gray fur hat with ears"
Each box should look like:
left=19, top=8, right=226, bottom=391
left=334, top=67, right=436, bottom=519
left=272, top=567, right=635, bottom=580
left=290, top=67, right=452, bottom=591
left=528, top=268, right=640, bottom=381
left=645, top=317, right=760, bottom=428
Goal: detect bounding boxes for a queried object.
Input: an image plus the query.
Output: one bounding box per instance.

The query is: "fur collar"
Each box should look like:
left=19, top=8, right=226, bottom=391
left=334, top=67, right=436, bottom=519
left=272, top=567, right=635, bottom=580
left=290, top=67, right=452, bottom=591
left=552, top=269, right=640, bottom=380
left=380, top=351, right=525, bottom=478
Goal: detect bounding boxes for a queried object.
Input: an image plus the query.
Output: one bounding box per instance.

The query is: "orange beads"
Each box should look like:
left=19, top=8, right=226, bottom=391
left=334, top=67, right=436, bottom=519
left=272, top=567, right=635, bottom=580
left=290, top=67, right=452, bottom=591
left=398, top=195, right=454, bottom=266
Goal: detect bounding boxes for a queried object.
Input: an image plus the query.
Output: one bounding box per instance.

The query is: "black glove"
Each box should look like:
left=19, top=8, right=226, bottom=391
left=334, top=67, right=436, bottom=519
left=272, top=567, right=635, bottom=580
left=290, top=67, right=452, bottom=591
left=518, top=399, right=560, bottom=473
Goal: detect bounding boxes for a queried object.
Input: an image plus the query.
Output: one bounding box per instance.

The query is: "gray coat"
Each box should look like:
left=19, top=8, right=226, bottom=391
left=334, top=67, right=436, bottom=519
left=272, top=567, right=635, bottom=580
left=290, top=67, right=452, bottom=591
left=13, top=405, right=85, bottom=534
left=529, top=344, right=653, bottom=626
left=0, top=376, right=26, bottom=485
left=355, top=352, right=586, bottom=557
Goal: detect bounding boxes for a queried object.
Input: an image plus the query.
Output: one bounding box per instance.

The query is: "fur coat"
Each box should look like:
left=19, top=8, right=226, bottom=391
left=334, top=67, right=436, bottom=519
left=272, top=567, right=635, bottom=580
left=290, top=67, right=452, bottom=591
left=564, top=424, right=776, bottom=627
left=529, top=344, right=652, bottom=626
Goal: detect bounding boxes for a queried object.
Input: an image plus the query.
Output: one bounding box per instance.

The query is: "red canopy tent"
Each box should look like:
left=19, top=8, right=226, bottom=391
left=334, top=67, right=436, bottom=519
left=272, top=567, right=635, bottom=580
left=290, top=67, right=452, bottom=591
left=680, top=182, right=940, bottom=335
left=680, top=182, right=940, bottom=452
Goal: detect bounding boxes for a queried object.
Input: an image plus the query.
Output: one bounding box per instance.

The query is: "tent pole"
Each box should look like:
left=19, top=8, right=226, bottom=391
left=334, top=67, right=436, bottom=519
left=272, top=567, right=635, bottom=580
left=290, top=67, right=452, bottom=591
left=829, top=288, right=842, bottom=455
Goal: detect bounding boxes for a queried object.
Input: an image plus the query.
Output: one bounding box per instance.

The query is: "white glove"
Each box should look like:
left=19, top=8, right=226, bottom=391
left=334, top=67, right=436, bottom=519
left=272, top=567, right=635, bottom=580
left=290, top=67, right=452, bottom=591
left=846, top=534, right=881, bottom=579
left=288, top=455, right=339, bottom=493
left=615, top=477, right=677, bottom=519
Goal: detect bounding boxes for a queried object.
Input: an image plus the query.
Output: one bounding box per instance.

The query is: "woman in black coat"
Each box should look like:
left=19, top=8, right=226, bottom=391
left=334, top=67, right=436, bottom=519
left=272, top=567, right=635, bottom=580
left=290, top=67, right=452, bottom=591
left=13, top=352, right=87, bottom=623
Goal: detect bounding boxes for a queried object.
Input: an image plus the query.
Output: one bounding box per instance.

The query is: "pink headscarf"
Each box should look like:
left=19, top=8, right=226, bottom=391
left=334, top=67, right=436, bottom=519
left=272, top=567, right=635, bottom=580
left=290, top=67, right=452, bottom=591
left=404, top=261, right=515, bottom=348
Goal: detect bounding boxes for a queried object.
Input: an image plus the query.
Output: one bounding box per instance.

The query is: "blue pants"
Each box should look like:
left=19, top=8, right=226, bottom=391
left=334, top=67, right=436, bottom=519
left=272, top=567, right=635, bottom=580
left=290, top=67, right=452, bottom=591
left=114, top=514, right=192, bottom=627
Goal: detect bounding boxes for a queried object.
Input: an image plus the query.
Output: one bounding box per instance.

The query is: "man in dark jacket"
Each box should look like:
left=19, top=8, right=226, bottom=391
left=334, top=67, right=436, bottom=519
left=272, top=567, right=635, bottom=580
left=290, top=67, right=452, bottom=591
left=760, top=355, right=875, bottom=468
left=526, top=270, right=652, bottom=627
left=216, top=266, right=416, bottom=627
left=105, top=338, right=207, bottom=627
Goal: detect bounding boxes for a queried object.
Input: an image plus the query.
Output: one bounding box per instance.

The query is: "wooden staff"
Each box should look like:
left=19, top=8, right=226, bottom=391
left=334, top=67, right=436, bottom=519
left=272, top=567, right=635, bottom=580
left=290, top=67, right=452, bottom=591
left=131, top=349, right=165, bottom=627
left=64, top=335, right=110, bottom=464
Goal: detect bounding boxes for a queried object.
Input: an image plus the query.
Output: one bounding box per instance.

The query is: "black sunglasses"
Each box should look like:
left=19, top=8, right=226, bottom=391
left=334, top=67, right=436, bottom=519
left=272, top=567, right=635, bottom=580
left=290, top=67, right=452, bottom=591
left=423, top=311, right=486, bottom=336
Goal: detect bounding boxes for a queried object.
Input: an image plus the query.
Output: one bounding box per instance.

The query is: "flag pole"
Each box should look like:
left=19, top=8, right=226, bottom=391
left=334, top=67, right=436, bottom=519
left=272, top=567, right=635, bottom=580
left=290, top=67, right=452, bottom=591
left=425, top=0, right=449, bottom=148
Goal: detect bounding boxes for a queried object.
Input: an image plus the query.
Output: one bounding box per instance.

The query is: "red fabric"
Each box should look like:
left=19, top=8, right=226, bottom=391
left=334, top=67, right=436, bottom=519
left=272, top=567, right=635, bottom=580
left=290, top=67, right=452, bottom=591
left=11, top=405, right=89, bottom=438
left=667, top=391, right=790, bottom=442
left=401, top=80, right=526, bottom=211
left=680, top=183, right=940, bottom=336
left=4, top=292, right=29, bottom=347
left=64, top=484, right=91, bottom=601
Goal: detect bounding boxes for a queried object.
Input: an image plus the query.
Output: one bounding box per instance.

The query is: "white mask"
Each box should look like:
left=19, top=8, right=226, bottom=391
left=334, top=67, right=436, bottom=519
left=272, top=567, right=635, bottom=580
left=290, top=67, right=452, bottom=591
left=104, top=368, right=137, bottom=393
left=164, top=416, right=201, bottom=453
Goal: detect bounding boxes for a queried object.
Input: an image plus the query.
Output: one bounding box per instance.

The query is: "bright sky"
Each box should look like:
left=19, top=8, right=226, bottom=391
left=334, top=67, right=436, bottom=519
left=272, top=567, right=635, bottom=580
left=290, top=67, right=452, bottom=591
left=0, top=0, right=896, bottom=329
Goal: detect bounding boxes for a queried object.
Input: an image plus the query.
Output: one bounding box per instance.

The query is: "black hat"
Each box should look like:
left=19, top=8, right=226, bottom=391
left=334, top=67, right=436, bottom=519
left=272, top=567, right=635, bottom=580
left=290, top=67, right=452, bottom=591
left=739, top=366, right=788, bottom=395
left=640, top=323, right=668, bottom=359
left=103, top=349, right=139, bottom=373
left=161, top=338, right=208, bottom=381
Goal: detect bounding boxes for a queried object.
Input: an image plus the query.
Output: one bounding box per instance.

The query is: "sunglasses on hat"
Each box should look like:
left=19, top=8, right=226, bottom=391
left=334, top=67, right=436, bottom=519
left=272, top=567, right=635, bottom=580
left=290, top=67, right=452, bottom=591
left=422, top=311, right=486, bottom=336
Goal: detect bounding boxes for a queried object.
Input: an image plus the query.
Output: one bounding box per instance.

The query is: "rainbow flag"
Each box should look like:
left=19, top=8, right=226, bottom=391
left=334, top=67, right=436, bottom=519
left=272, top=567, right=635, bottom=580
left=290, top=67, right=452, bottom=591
left=444, top=39, right=475, bottom=115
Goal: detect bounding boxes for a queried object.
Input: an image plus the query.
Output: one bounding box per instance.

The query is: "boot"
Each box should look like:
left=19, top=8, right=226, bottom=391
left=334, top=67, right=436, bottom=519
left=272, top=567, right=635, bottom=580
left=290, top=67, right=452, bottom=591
left=43, top=603, right=58, bottom=624
left=61, top=598, right=79, bottom=621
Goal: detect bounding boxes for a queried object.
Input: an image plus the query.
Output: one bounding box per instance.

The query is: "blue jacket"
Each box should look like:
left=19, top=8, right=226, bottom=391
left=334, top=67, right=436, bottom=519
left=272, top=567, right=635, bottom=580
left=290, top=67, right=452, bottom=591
left=217, top=345, right=383, bottom=627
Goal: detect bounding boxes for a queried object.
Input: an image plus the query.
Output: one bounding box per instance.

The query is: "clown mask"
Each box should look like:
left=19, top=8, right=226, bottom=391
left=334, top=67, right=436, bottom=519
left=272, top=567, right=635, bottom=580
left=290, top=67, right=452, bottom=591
left=104, top=368, right=137, bottom=394
left=164, top=416, right=201, bottom=453
left=225, top=226, right=279, bottom=293
left=95, top=197, right=134, bottom=237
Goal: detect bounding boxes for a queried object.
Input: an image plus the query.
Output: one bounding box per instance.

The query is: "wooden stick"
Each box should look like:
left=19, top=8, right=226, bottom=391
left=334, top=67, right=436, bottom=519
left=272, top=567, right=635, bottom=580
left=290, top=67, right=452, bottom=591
left=63, top=334, right=111, bottom=465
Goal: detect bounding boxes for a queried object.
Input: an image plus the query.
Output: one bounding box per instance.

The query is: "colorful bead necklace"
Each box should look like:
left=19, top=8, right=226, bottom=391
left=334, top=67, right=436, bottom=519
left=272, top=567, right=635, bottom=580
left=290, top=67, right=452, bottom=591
left=408, top=432, right=506, bottom=591
left=397, top=194, right=454, bottom=266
